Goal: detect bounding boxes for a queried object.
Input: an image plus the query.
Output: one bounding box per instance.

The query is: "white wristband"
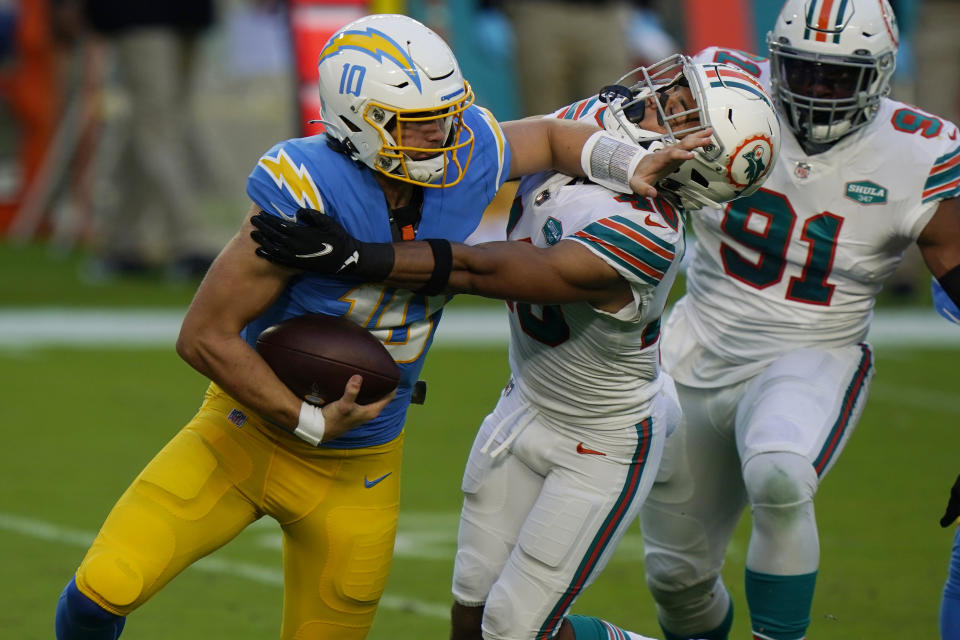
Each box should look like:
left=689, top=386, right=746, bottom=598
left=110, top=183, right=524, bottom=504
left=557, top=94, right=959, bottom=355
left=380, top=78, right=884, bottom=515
left=294, top=401, right=326, bottom=446
left=581, top=130, right=648, bottom=194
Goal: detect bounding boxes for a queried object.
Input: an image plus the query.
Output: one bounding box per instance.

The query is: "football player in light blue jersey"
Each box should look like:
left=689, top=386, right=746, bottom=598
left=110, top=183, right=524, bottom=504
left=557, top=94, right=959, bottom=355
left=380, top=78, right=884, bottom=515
left=54, top=13, right=705, bottom=640
left=934, top=278, right=960, bottom=324
left=249, top=54, right=781, bottom=640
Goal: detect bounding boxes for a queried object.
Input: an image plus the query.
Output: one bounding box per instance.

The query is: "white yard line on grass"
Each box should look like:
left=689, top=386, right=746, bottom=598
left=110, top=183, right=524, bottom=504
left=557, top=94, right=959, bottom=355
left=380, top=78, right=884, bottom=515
left=0, top=308, right=958, bottom=348
left=0, top=510, right=449, bottom=619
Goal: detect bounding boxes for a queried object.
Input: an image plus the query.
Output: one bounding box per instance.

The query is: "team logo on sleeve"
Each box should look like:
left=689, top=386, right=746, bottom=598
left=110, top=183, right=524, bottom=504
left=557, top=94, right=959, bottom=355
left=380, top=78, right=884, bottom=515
left=726, top=134, right=775, bottom=190
left=845, top=180, right=889, bottom=205
left=258, top=149, right=322, bottom=210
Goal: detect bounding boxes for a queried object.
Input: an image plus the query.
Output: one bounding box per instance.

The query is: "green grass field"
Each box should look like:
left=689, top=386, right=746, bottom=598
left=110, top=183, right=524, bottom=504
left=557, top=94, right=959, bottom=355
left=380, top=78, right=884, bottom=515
left=1, top=240, right=958, bottom=639
left=0, top=341, right=957, bottom=639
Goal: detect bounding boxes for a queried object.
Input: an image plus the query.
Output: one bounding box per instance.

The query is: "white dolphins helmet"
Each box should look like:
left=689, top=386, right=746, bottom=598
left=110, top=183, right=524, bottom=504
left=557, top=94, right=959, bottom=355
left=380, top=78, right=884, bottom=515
left=316, top=14, right=475, bottom=187
left=768, top=0, right=899, bottom=146
left=601, top=54, right=781, bottom=210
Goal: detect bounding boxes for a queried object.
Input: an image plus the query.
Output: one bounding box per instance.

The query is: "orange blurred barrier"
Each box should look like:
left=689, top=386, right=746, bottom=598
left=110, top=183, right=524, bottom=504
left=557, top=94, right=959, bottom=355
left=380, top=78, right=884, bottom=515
left=288, top=0, right=367, bottom=137
left=0, top=0, right=58, bottom=234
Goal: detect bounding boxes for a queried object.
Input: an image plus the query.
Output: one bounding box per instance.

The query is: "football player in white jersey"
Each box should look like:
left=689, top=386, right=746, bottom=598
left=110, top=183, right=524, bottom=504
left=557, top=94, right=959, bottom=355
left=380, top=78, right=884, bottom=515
left=52, top=15, right=712, bottom=640
left=638, top=2, right=960, bottom=640
left=251, top=54, right=780, bottom=640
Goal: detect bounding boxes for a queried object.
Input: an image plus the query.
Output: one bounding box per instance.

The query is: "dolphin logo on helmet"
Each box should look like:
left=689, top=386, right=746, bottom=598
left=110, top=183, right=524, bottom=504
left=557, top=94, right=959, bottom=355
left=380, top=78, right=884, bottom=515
left=599, top=54, right=782, bottom=210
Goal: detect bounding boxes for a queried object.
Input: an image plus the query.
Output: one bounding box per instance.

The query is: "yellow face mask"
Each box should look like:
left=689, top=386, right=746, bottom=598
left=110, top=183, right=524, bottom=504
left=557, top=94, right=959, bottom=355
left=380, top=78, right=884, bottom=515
left=364, top=82, right=476, bottom=188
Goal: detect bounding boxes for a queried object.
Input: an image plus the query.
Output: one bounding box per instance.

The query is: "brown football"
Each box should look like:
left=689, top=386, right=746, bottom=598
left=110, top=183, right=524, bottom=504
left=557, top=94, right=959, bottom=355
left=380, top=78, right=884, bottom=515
left=256, top=314, right=400, bottom=405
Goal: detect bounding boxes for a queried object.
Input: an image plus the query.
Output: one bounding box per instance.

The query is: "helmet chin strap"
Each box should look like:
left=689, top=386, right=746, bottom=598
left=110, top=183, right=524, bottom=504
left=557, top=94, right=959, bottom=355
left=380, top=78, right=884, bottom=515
left=400, top=154, right=447, bottom=184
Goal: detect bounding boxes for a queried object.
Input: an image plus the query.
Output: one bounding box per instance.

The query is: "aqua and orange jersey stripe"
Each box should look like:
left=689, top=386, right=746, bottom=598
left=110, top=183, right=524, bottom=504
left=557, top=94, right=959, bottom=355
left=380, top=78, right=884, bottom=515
left=556, top=97, right=598, bottom=121
left=573, top=97, right=596, bottom=120
left=574, top=230, right=666, bottom=285
left=924, top=177, right=960, bottom=202
left=813, top=343, right=873, bottom=476
left=556, top=102, right=575, bottom=119
left=593, top=106, right=608, bottom=128
left=536, top=418, right=653, bottom=639
left=602, top=620, right=629, bottom=639
left=596, top=215, right=676, bottom=260
left=573, top=216, right=676, bottom=285
left=924, top=146, right=960, bottom=202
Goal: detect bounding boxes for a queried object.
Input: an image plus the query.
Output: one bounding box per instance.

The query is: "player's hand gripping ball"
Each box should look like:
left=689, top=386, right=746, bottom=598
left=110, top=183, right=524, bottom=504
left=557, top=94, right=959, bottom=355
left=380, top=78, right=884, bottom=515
left=256, top=314, right=400, bottom=405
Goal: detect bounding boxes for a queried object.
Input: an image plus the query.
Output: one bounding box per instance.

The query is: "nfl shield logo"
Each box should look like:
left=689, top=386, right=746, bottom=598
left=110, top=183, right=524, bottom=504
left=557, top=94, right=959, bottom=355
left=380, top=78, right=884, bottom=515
left=795, top=162, right=811, bottom=179
left=227, top=408, right=247, bottom=427
left=542, top=217, right=562, bottom=245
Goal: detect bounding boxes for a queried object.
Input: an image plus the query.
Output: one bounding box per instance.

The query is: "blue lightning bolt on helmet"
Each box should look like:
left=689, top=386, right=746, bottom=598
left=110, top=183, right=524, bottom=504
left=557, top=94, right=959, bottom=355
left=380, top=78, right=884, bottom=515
left=600, top=54, right=781, bottom=210
left=316, top=14, right=476, bottom=187
left=768, top=0, right=899, bottom=147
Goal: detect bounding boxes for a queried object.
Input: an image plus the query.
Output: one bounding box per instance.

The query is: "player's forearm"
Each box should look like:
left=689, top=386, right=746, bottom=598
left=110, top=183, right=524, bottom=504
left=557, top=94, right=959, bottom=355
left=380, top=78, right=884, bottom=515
left=176, top=328, right=302, bottom=428
left=386, top=240, right=588, bottom=303
left=381, top=241, right=439, bottom=289
left=503, top=119, right=599, bottom=180
left=385, top=240, right=527, bottom=298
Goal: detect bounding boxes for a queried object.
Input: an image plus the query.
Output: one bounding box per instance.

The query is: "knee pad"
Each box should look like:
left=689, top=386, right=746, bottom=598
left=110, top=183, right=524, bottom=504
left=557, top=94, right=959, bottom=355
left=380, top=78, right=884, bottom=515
left=77, top=550, right=145, bottom=612
left=642, top=502, right=721, bottom=595
left=452, top=548, right=498, bottom=606
left=480, top=583, right=521, bottom=640
left=646, top=574, right=731, bottom=639
left=743, top=452, right=816, bottom=511
left=324, top=505, right=397, bottom=606
left=743, top=452, right=820, bottom=575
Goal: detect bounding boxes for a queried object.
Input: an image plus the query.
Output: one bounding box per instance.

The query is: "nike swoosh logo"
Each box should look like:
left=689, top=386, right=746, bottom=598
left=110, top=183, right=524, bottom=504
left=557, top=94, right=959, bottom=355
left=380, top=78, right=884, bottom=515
left=337, top=250, right=360, bottom=273
left=644, top=214, right=666, bottom=228
left=364, top=472, right=393, bottom=488
left=576, top=442, right=606, bottom=456
left=274, top=205, right=297, bottom=221
left=295, top=244, right=334, bottom=259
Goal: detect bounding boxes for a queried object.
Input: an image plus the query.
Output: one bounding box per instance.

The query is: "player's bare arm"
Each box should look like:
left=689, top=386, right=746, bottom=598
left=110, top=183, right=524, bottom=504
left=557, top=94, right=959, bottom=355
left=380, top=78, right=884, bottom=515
left=251, top=208, right=631, bottom=310
left=177, top=203, right=391, bottom=441
left=917, top=196, right=960, bottom=309
left=391, top=238, right=633, bottom=310
left=502, top=119, right=600, bottom=180
left=501, top=118, right=708, bottom=198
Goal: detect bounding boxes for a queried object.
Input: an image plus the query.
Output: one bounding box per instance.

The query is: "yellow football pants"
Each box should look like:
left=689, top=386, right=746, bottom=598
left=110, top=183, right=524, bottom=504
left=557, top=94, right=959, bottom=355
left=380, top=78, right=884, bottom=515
left=74, top=382, right=403, bottom=639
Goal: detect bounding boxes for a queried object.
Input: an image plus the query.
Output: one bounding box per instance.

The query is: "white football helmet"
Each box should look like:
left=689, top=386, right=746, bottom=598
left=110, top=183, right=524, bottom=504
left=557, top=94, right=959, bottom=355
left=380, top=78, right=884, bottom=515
left=601, top=54, right=781, bottom=210
left=316, top=14, right=475, bottom=187
left=768, top=0, right=899, bottom=146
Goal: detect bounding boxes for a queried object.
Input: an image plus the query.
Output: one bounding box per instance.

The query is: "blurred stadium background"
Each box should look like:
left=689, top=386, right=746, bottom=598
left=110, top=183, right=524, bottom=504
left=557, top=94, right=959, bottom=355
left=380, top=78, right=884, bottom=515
left=1, top=1, right=958, bottom=639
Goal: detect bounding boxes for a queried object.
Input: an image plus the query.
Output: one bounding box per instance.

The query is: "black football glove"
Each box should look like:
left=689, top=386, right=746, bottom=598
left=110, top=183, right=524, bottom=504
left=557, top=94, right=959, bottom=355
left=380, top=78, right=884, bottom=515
left=941, top=473, right=960, bottom=527
left=250, top=207, right=395, bottom=280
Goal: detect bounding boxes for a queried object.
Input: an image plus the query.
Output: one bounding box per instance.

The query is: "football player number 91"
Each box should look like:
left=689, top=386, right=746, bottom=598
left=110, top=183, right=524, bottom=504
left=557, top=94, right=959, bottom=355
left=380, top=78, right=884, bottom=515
left=720, top=190, right=843, bottom=306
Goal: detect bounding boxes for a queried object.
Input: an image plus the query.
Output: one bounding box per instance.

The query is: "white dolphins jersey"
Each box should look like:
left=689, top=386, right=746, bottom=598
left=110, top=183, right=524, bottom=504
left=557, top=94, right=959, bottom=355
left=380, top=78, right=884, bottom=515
left=504, top=171, right=687, bottom=430
left=666, top=47, right=960, bottom=387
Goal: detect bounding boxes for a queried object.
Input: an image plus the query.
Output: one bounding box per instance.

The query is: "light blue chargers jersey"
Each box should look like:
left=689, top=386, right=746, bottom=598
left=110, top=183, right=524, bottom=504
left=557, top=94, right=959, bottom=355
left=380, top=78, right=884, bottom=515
left=243, top=104, right=510, bottom=448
